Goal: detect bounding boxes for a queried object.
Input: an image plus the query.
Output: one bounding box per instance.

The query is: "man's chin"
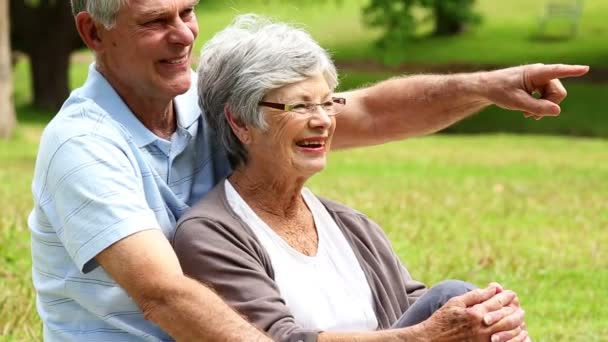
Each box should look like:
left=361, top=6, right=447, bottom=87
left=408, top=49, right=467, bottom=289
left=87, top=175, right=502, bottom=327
left=166, top=78, right=192, bottom=96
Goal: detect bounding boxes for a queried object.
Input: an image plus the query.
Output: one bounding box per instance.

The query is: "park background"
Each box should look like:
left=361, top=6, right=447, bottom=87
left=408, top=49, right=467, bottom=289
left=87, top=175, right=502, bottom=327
left=0, top=0, right=607, bottom=340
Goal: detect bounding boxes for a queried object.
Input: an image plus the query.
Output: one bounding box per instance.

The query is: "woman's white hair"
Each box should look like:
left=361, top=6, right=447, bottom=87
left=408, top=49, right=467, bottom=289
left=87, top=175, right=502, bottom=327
left=197, top=14, right=339, bottom=168
left=70, top=0, right=127, bottom=28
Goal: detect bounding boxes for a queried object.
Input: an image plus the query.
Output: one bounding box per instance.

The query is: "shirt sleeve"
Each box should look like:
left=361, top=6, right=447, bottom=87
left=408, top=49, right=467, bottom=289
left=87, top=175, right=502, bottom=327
left=173, top=216, right=320, bottom=342
left=38, top=134, right=160, bottom=273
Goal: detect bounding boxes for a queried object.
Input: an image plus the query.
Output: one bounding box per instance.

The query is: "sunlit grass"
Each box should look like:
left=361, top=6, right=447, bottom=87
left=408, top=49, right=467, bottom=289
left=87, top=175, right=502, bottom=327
left=2, top=128, right=606, bottom=340
left=3, top=0, right=608, bottom=340
left=309, top=135, right=608, bottom=341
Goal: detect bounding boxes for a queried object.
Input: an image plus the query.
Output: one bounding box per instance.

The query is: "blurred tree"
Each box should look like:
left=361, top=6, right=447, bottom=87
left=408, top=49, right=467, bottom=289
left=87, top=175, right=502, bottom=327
left=1, top=0, right=17, bottom=138
left=10, top=0, right=84, bottom=112
left=364, top=0, right=480, bottom=46
left=420, top=0, right=480, bottom=36
left=363, top=0, right=418, bottom=47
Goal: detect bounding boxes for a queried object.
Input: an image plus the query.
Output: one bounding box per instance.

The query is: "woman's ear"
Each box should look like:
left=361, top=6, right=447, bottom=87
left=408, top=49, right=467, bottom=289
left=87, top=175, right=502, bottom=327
left=224, top=105, right=252, bottom=145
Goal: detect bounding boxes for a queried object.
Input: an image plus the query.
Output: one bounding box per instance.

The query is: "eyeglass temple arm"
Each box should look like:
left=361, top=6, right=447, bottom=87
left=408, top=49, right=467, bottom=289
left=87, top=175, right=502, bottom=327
left=332, top=97, right=346, bottom=105
left=258, top=102, right=290, bottom=111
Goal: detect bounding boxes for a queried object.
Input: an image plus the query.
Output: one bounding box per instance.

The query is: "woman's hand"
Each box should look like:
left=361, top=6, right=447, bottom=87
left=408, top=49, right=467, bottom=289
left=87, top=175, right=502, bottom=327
left=412, top=285, right=528, bottom=342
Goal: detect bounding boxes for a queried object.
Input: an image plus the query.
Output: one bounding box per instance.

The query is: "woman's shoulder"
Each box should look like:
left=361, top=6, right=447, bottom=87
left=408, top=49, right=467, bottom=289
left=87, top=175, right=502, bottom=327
left=180, top=181, right=229, bottom=222
left=315, top=194, right=370, bottom=221
left=174, top=180, right=250, bottom=243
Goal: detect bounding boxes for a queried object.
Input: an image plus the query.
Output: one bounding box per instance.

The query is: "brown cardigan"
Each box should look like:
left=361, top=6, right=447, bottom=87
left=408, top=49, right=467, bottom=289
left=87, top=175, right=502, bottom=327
left=172, top=181, right=427, bottom=342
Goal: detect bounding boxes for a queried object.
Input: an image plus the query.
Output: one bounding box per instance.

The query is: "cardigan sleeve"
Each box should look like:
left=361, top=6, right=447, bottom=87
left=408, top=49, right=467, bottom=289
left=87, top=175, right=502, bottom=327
left=173, top=216, right=321, bottom=342
left=357, top=212, right=428, bottom=308
left=320, top=197, right=428, bottom=326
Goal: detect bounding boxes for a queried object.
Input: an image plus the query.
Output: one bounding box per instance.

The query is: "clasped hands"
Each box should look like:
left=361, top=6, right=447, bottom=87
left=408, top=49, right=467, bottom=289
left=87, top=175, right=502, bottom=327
left=414, top=283, right=529, bottom=342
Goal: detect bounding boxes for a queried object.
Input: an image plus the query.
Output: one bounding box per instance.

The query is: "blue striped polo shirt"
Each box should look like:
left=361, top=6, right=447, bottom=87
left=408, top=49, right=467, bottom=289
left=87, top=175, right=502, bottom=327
left=28, top=64, right=231, bottom=341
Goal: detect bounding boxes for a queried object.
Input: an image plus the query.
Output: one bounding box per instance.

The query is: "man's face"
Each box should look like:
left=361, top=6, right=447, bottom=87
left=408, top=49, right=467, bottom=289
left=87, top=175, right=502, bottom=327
left=98, top=0, right=200, bottom=102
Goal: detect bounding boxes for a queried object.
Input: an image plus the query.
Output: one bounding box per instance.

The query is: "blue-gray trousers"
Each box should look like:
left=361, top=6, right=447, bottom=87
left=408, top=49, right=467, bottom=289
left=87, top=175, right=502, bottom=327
left=392, top=280, right=476, bottom=328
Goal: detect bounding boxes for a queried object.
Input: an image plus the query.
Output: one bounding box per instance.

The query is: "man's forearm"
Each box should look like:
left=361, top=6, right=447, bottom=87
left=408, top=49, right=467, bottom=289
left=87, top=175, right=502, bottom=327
left=334, top=72, right=491, bottom=149
left=319, top=325, right=426, bottom=342
left=138, top=275, right=270, bottom=342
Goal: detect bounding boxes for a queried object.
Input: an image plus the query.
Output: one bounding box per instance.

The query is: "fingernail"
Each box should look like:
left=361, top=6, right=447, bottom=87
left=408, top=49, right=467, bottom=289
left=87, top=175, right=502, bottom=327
left=484, top=315, right=492, bottom=325
left=491, top=335, right=500, bottom=342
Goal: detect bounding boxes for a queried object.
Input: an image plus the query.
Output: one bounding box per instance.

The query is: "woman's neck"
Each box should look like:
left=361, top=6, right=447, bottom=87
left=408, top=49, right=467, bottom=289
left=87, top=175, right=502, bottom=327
left=229, top=163, right=319, bottom=256
left=228, top=166, right=308, bottom=219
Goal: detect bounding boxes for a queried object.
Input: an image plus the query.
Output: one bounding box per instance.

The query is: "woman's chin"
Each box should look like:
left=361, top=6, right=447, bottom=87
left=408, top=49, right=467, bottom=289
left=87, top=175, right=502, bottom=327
left=300, top=164, right=327, bottom=177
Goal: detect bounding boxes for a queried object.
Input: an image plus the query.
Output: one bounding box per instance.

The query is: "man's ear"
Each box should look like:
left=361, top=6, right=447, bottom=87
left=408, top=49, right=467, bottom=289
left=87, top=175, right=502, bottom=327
left=224, top=105, right=252, bottom=145
left=75, top=12, right=107, bottom=53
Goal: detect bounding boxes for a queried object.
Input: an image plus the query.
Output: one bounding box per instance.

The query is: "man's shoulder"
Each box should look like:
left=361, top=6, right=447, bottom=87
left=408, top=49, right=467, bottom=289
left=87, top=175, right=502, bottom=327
left=41, top=91, right=130, bottom=152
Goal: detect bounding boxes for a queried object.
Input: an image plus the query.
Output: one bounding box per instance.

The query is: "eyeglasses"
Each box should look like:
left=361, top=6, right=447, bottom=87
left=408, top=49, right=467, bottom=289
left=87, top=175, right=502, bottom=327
left=259, top=97, right=346, bottom=116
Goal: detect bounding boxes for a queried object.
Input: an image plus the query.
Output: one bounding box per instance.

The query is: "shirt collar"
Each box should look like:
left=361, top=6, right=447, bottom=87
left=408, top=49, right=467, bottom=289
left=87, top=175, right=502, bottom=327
left=80, top=63, right=200, bottom=148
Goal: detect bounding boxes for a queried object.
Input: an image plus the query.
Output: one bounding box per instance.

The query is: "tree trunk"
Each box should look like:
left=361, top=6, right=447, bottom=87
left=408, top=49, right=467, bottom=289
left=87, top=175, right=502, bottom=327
left=0, top=0, right=17, bottom=139
left=10, top=0, right=83, bottom=112
left=433, top=4, right=466, bottom=36
left=29, top=40, right=72, bottom=111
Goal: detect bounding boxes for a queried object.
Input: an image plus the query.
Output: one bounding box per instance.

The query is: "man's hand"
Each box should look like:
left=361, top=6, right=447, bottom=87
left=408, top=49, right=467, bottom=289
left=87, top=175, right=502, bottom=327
left=414, top=285, right=527, bottom=342
left=482, top=63, right=589, bottom=120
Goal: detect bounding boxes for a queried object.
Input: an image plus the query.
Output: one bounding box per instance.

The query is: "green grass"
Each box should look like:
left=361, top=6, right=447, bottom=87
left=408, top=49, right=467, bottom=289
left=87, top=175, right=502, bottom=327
left=3, top=0, right=608, bottom=340
left=2, top=129, right=607, bottom=341
left=190, top=0, right=608, bottom=66
left=37, top=0, right=607, bottom=92
left=309, top=135, right=608, bottom=341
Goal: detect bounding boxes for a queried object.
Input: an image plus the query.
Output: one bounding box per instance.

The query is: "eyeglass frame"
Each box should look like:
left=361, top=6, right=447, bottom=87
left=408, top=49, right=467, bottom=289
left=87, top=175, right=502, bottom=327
left=258, top=97, right=346, bottom=116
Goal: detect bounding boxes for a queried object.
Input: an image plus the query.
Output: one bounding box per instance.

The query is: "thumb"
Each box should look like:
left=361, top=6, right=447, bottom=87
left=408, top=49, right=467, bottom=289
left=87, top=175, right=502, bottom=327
left=517, top=92, right=561, bottom=116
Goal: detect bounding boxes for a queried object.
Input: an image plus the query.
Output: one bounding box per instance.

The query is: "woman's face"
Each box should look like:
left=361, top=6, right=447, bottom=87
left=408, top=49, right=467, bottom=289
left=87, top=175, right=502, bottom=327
left=246, top=74, right=336, bottom=180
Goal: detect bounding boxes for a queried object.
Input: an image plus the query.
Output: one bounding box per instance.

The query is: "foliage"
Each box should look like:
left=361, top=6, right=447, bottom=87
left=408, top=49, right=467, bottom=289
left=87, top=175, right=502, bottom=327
left=363, top=0, right=481, bottom=47
left=363, top=0, right=419, bottom=47
left=420, top=0, right=481, bottom=36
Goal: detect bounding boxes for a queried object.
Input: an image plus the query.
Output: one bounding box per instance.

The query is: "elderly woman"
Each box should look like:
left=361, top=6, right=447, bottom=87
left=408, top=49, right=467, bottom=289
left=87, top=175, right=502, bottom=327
left=173, top=14, right=528, bottom=342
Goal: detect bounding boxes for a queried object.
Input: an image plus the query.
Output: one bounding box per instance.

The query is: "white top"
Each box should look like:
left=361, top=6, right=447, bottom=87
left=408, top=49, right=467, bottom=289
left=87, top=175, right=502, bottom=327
left=225, top=180, right=378, bottom=332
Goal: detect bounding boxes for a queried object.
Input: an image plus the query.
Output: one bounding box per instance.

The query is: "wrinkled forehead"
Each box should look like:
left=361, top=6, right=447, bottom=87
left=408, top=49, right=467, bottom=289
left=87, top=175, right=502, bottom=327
left=123, top=0, right=199, bottom=16
left=266, top=74, right=332, bottom=101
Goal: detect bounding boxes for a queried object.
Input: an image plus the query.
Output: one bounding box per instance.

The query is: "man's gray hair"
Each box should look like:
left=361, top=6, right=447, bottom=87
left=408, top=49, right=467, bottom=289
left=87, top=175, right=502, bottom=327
left=70, top=0, right=126, bottom=28
left=197, top=14, right=338, bottom=169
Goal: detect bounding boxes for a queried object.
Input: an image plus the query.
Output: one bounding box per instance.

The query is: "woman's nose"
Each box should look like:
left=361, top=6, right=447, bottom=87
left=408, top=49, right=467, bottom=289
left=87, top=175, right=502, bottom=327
left=308, top=107, right=332, bottom=128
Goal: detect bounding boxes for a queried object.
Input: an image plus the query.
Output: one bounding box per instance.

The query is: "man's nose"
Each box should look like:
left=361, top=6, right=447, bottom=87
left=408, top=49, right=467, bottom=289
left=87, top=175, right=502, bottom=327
left=168, top=17, right=195, bottom=46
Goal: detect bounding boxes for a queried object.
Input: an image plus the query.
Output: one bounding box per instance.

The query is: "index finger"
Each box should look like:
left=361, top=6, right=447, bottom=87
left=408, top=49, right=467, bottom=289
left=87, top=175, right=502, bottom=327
left=531, top=64, right=589, bottom=83
left=481, top=290, right=517, bottom=313
left=460, top=286, right=499, bottom=307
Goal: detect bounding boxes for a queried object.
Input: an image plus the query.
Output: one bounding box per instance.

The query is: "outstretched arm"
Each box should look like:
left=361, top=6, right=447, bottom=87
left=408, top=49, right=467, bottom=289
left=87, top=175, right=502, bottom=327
left=333, top=64, right=589, bottom=149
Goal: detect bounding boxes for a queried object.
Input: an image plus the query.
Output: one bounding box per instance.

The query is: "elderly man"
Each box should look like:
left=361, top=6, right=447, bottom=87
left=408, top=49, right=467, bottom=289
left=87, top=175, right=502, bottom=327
left=28, top=0, right=587, bottom=341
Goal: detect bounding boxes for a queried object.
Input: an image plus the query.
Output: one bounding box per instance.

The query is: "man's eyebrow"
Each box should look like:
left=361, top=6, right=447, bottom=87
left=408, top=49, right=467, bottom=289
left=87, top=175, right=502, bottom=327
left=137, top=0, right=200, bottom=19
left=186, top=0, right=200, bottom=9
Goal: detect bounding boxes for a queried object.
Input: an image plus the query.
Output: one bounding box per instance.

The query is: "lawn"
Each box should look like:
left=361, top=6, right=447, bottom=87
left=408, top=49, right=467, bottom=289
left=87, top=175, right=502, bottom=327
left=2, top=0, right=608, bottom=341
left=190, top=0, right=608, bottom=66
left=2, top=126, right=607, bottom=341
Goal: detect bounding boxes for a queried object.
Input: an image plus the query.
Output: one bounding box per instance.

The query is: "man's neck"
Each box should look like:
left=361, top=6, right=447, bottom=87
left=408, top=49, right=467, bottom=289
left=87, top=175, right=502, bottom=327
left=131, top=101, right=177, bottom=140
left=96, top=63, right=177, bottom=140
